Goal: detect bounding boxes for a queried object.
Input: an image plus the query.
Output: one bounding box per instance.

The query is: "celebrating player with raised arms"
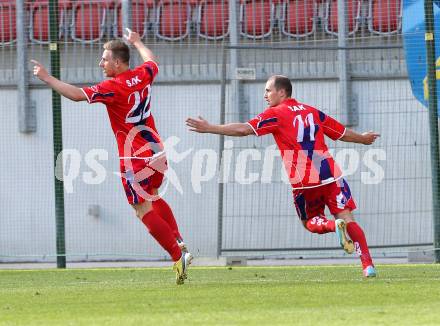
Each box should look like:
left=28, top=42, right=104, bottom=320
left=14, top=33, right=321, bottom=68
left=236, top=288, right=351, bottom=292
left=32, top=29, right=192, bottom=285
left=187, top=75, right=379, bottom=277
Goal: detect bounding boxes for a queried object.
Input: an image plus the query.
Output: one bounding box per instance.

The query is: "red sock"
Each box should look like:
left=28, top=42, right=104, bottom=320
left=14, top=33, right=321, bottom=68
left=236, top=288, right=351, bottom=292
left=305, top=215, right=335, bottom=234
left=346, top=222, right=373, bottom=268
left=141, top=211, right=182, bottom=261
left=152, top=198, right=183, bottom=241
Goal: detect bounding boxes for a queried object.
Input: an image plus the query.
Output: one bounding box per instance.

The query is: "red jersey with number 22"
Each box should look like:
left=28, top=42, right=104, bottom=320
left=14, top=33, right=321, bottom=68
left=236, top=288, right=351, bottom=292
left=81, top=61, right=163, bottom=160
left=247, top=98, right=346, bottom=189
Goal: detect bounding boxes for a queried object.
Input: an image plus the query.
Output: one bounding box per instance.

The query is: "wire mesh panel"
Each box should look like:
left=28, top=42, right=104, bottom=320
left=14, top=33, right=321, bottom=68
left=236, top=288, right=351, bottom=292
left=219, top=44, right=433, bottom=258
left=1, top=0, right=225, bottom=262
left=2, top=0, right=438, bottom=263
left=0, top=0, right=407, bottom=87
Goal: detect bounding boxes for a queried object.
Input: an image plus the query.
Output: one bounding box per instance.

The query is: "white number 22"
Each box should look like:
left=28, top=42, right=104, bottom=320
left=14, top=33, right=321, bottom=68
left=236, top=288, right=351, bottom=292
left=125, top=85, right=151, bottom=124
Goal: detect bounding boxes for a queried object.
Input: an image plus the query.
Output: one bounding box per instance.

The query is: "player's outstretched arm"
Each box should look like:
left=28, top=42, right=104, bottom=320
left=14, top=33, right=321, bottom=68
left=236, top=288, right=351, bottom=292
left=186, top=116, right=254, bottom=137
left=340, top=129, right=380, bottom=145
left=123, top=28, right=155, bottom=63
left=31, top=60, right=87, bottom=102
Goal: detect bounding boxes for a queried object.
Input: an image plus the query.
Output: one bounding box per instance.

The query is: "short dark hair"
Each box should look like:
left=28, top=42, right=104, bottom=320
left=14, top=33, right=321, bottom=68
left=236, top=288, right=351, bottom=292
left=103, top=40, right=130, bottom=64
left=270, top=75, right=292, bottom=97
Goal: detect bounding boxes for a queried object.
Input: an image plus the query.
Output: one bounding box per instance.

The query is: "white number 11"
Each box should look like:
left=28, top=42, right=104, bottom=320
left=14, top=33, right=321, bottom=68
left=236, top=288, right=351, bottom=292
left=293, top=113, right=315, bottom=143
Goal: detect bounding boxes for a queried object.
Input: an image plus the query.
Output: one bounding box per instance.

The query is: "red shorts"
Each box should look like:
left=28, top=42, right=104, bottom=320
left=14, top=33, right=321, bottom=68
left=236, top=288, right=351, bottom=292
left=293, top=178, right=356, bottom=221
left=119, top=154, right=167, bottom=205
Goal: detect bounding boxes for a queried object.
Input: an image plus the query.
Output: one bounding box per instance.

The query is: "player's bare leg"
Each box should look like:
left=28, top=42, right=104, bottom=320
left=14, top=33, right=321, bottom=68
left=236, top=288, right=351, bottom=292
left=335, top=210, right=376, bottom=277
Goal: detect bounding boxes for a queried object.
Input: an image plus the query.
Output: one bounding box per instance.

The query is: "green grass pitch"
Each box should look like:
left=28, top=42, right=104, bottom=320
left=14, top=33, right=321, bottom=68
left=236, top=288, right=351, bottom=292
left=1, top=264, right=439, bottom=325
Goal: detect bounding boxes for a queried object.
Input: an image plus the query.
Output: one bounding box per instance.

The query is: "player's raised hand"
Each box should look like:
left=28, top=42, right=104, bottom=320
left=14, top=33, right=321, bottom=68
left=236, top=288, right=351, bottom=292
left=123, top=28, right=141, bottom=45
left=31, top=59, right=49, bottom=81
left=361, top=131, right=380, bottom=145
left=186, top=116, right=212, bottom=133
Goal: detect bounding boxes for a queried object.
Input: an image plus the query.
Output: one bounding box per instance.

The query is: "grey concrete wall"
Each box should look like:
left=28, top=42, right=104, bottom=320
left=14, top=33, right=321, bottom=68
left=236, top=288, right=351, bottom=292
left=0, top=78, right=432, bottom=261
left=221, top=79, right=432, bottom=251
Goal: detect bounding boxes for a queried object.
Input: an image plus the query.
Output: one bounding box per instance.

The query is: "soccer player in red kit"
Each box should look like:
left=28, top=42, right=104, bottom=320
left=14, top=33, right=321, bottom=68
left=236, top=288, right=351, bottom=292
left=186, top=75, right=379, bottom=277
left=32, top=29, right=192, bottom=284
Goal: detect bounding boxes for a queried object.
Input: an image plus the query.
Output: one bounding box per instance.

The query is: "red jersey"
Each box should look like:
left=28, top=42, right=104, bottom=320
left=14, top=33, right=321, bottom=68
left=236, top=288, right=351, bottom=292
left=81, top=61, right=163, bottom=160
left=247, top=98, right=346, bottom=189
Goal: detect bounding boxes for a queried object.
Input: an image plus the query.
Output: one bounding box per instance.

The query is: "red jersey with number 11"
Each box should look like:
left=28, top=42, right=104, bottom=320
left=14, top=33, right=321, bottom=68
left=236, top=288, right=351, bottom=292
left=81, top=61, right=163, bottom=159
left=247, top=98, right=346, bottom=189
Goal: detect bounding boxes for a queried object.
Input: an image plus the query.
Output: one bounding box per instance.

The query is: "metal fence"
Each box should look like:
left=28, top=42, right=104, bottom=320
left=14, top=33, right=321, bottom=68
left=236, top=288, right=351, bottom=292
left=2, top=0, right=436, bottom=262
left=1, top=0, right=404, bottom=85
left=218, top=45, right=432, bottom=258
